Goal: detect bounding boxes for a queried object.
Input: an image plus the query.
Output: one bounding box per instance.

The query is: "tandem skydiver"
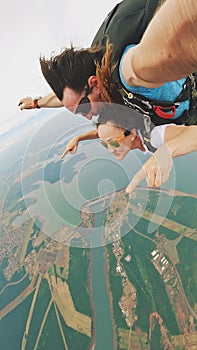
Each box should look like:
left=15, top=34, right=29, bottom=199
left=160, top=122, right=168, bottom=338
left=18, top=0, right=197, bottom=191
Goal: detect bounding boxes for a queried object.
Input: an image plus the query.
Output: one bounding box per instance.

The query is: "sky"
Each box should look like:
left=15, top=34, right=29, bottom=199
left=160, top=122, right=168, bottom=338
left=0, top=0, right=118, bottom=135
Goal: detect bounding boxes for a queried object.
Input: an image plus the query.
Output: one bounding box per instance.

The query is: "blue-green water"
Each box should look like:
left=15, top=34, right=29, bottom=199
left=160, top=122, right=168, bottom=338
left=91, top=207, right=114, bottom=350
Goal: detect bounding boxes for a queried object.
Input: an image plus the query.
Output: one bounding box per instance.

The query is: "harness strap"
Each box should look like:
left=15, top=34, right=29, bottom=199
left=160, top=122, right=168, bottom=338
left=118, top=81, right=192, bottom=150
left=141, top=115, right=157, bottom=153
left=186, top=73, right=197, bottom=125
left=153, top=105, right=176, bottom=119
left=119, top=83, right=189, bottom=123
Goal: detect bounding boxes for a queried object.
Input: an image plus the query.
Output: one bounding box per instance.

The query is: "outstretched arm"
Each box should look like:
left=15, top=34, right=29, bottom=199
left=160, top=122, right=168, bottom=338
left=61, top=129, right=99, bottom=159
left=126, top=125, right=197, bottom=193
left=122, top=0, right=197, bottom=87
left=18, top=92, right=63, bottom=110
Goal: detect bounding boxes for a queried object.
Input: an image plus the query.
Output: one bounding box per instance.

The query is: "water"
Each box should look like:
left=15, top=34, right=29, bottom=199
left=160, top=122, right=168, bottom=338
left=91, top=206, right=114, bottom=350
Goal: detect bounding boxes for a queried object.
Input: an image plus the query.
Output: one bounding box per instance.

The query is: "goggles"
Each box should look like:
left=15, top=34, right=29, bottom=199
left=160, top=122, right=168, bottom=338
left=76, top=86, right=92, bottom=116
left=100, top=130, right=131, bottom=148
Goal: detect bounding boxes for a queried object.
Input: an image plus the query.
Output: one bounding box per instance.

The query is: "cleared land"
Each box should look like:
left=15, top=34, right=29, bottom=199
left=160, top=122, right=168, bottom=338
left=128, top=203, right=196, bottom=240
left=50, top=275, right=91, bottom=337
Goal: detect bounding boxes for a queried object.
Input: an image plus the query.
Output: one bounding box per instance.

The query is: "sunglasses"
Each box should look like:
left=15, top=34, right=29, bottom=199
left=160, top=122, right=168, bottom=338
left=76, top=86, right=92, bottom=116
left=100, top=130, right=131, bottom=148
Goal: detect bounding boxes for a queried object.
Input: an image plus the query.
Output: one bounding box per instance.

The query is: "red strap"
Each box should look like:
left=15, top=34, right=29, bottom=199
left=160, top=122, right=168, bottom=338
left=33, top=99, right=38, bottom=109
left=33, top=99, right=41, bottom=109
left=154, top=105, right=176, bottom=119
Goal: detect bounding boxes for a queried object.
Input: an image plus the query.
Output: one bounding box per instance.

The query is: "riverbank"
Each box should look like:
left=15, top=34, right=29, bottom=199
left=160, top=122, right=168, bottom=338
left=89, top=248, right=96, bottom=350
left=103, top=244, right=117, bottom=350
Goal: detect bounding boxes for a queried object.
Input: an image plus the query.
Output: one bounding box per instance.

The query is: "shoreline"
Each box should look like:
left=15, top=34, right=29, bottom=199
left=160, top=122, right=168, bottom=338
left=89, top=247, right=96, bottom=350
left=103, top=244, right=118, bottom=350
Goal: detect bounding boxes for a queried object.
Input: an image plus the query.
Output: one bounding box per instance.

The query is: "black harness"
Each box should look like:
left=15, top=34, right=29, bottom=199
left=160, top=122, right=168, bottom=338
left=137, top=114, right=157, bottom=153
left=118, top=76, right=191, bottom=126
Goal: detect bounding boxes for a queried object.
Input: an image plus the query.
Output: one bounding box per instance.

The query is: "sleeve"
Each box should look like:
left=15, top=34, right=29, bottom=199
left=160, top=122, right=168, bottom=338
left=119, top=44, right=162, bottom=97
left=150, top=124, right=176, bottom=149
left=119, top=45, right=143, bottom=93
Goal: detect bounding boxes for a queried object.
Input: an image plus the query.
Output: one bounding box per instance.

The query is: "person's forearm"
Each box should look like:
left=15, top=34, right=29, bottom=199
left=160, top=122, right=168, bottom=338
left=19, top=92, right=64, bottom=110
left=76, top=129, right=99, bottom=142
left=61, top=129, right=98, bottom=159
left=166, top=126, right=197, bottom=158
left=124, top=0, right=197, bottom=87
left=135, top=0, right=197, bottom=83
left=37, top=93, right=63, bottom=108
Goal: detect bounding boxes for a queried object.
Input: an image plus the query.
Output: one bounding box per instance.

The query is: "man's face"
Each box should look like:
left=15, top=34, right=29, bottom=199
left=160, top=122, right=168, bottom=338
left=98, top=122, right=132, bottom=161
left=62, top=86, right=104, bottom=120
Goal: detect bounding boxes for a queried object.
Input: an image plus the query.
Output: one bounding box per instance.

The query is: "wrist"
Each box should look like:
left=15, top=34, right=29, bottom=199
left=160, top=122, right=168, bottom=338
left=74, top=136, right=80, bottom=143
left=33, top=97, right=42, bottom=109
left=165, top=141, right=176, bottom=159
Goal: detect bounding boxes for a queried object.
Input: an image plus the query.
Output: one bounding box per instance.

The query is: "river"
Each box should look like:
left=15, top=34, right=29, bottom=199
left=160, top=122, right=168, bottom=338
left=91, top=204, right=114, bottom=350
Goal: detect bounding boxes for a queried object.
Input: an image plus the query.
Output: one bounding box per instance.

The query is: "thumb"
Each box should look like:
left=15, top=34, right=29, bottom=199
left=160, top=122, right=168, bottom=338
left=70, top=147, right=77, bottom=155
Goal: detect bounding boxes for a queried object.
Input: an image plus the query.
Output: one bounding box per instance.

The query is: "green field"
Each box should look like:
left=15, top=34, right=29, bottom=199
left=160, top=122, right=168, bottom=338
left=121, top=230, right=179, bottom=334
left=67, top=246, right=92, bottom=317
left=176, top=237, right=197, bottom=306
left=107, top=244, right=127, bottom=329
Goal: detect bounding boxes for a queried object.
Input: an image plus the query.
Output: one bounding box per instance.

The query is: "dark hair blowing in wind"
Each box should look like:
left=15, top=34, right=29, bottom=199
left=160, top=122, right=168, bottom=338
left=40, top=45, right=103, bottom=101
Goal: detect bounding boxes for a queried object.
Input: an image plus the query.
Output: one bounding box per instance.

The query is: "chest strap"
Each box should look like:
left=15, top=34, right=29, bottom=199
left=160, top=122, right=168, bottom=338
left=186, top=73, right=197, bottom=125
left=119, top=78, right=190, bottom=124
left=141, top=115, right=157, bottom=153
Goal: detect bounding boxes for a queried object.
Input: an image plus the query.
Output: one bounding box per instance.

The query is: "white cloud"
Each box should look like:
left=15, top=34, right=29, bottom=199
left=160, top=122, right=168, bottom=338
left=0, top=0, right=118, bottom=134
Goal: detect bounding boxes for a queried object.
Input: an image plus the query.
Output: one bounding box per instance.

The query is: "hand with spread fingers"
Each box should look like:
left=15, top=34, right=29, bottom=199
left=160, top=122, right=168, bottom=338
left=126, top=144, right=173, bottom=194
left=61, top=137, right=79, bottom=159
left=18, top=96, right=34, bottom=110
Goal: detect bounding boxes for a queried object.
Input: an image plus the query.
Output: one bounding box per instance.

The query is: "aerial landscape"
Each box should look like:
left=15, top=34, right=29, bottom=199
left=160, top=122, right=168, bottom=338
left=1, top=0, right=197, bottom=349
left=0, top=112, right=197, bottom=350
